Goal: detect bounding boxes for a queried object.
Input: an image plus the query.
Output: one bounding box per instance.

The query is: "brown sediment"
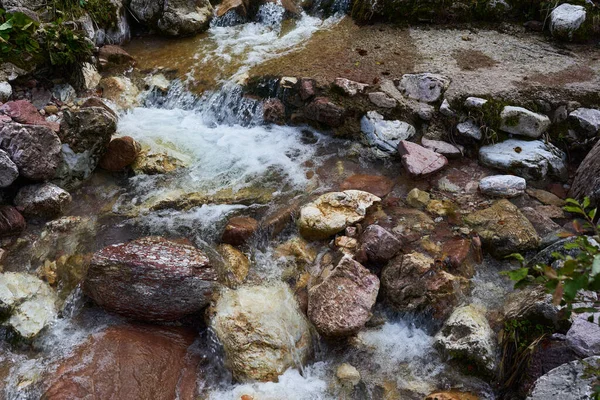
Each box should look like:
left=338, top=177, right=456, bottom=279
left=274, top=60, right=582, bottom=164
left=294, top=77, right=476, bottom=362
left=452, top=48, right=498, bottom=71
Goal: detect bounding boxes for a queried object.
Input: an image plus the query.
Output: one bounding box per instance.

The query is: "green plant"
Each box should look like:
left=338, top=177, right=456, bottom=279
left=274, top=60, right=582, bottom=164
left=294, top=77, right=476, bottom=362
left=504, top=197, right=600, bottom=323
left=39, top=20, right=93, bottom=67
left=46, top=0, right=118, bottom=29
left=0, top=10, right=40, bottom=60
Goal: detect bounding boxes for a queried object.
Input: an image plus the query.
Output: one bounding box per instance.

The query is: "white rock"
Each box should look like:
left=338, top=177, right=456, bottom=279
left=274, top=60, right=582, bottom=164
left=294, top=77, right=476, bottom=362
left=457, top=119, right=482, bottom=141
left=440, top=99, right=456, bottom=117
left=336, top=363, right=361, bottom=387
left=569, top=108, right=600, bottom=137
left=146, top=74, right=171, bottom=92
left=397, top=73, right=450, bottom=103
left=0, top=149, right=18, bottom=187
left=479, top=139, right=567, bottom=181
left=368, top=92, right=396, bottom=108
left=52, top=84, right=77, bottom=103
left=479, top=175, right=526, bottom=198
left=465, top=97, right=488, bottom=108
left=334, top=78, right=369, bottom=97
left=280, top=77, right=298, bottom=88
left=500, top=106, right=551, bottom=138
left=81, top=62, right=102, bottom=90
left=434, top=305, right=497, bottom=373
left=550, top=3, right=586, bottom=40
left=0, top=81, right=12, bottom=102
left=360, top=111, right=416, bottom=156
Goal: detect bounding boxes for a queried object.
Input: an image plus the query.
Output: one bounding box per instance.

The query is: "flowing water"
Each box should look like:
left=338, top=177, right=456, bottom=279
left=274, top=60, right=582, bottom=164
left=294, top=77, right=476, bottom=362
left=2, top=6, right=509, bottom=399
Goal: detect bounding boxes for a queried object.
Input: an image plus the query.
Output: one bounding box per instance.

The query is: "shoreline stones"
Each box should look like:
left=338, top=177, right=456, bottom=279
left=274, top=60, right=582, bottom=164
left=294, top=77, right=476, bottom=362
left=479, top=175, right=526, bottom=198
left=398, top=73, right=450, bottom=103
left=499, top=106, right=551, bottom=138
left=308, top=256, right=379, bottom=337
left=83, top=237, right=218, bottom=321
left=14, top=183, right=72, bottom=218
left=361, top=111, right=416, bottom=156
left=398, top=140, right=448, bottom=176
left=298, top=190, right=380, bottom=241
left=211, top=283, right=312, bottom=382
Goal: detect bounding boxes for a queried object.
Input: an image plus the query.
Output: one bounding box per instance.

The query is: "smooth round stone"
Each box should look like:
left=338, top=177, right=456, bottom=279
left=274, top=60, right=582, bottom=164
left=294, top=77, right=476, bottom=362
left=479, top=175, right=526, bottom=198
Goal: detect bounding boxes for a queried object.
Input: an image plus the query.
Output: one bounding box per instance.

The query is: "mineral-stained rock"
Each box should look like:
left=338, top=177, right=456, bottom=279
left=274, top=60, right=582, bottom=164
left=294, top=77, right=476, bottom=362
left=304, top=97, right=345, bottom=128
left=221, top=216, right=259, bottom=246
left=500, top=106, right=551, bottom=138
left=98, top=44, right=136, bottom=72
left=520, top=207, right=564, bottom=247
left=14, top=183, right=72, bottom=218
left=298, top=190, right=380, bottom=241
left=42, top=325, right=201, bottom=400
left=357, top=224, right=401, bottom=264
left=0, top=272, right=58, bottom=340
left=569, top=140, right=600, bottom=204
left=98, top=136, right=141, bottom=171
left=334, top=78, right=369, bottom=96
left=0, top=206, right=25, bottom=237
left=308, top=256, right=379, bottom=337
left=0, top=148, right=18, bottom=187
left=464, top=199, right=540, bottom=257
left=405, top=188, right=430, bottom=209
left=83, top=236, right=218, bottom=321
left=434, top=305, right=497, bottom=373
left=0, top=123, right=62, bottom=181
left=132, top=150, right=186, bottom=175
left=211, top=283, right=312, bottom=382
left=340, top=174, right=395, bottom=198
left=398, top=140, right=448, bottom=176
left=0, top=100, right=58, bottom=131
left=215, top=243, right=249, bottom=288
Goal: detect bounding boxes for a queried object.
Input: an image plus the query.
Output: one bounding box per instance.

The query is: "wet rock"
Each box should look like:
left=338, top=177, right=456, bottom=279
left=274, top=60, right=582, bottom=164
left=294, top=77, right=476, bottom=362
left=304, top=97, right=345, bottom=128
left=0, top=206, right=25, bottom=237
left=308, top=256, right=379, bottom=337
left=0, top=100, right=58, bottom=131
left=464, top=199, right=540, bottom=257
left=567, top=314, right=600, bottom=357
left=526, top=188, right=565, bottom=206
left=406, top=188, right=430, bottom=209
left=298, top=190, right=380, bottom=241
left=398, top=73, right=450, bottom=103
left=569, top=140, right=600, bottom=204
left=98, top=44, right=136, bottom=72
left=425, top=392, right=478, bottom=400
left=299, top=78, right=315, bottom=101
left=14, top=183, right=72, bottom=218
left=478, top=175, right=526, bottom=198
left=398, top=140, right=448, bottom=177
left=360, top=111, right=416, bottom=156
left=221, top=216, right=258, bottom=246
left=521, top=207, right=564, bottom=246
left=357, top=224, right=401, bottom=264
left=42, top=325, right=201, bottom=400
left=502, top=287, right=560, bottom=327
left=368, top=92, right=396, bottom=108
left=421, top=138, right=463, bottom=159
left=130, top=0, right=214, bottom=36
left=57, top=106, right=118, bottom=183
left=51, top=84, right=76, bottom=103
left=440, top=237, right=481, bottom=278
left=0, top=272, right=58, bottom=340
left=99, top=76, right=140, bottom=110
left=98, top=136, right=141, bottom=171
left=499, top=106, right=551, bottom=138
left=81, top=62, right=102, bottom=90
left=0, top=123, right=62, bottom=180
left=81, top=97, right=118, bottom=119
left=550, top=3, right=586, bottom=40
left=456, top=120, right=482, bottom=141
left=569, top=108, right=600, bottom=137
left=0, top=81, right=12, bottom=102
left=212, top=283, right=312, bottom=382
left=527, top=356, right=599, bottom=400
left=132, top=150, right=186, bottom=175
left=216, top=244, right=249, bottom=288
left=0, top=149, right=18, bottom=187
left=334, top=78, right=368, bottom=96
left=261, top=200, right=301, bottom=237
left=83, top=237, right=218, bottom=321
left=263, top=98, right=285, bottom=125
left=434, top=305, right=497, bottom=373
left=381, top=252, right=469, bottom=319
left=340, top=174, right=395, bottom=198
left=336, top=363, right=361, bottom=387
left=479, top=139, right=567, bottom=181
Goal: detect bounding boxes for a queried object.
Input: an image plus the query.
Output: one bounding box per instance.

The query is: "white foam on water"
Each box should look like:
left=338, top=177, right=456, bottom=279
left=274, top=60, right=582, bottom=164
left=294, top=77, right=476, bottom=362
left=207, top=362, right=332, bottom=400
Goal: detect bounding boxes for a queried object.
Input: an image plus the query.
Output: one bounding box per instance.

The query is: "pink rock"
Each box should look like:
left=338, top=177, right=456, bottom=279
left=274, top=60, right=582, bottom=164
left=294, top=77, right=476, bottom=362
left=0, top=100, right=59, bottom=132
left=398, top=140, right=448, bottom=176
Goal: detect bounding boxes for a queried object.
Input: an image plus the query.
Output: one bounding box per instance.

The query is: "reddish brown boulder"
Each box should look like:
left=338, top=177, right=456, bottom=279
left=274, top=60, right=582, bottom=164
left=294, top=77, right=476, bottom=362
left=398, top=140, right=448, bottom=176
left=0, top=100, right=59, bottom=132
left=357, top=224, right=401, bottom=264
left=304, top=97, right=345, bottom=128
left=308, top=256, right=379, bottom=337
left=0, top=206, right=25, bottom=237
left=81, top=97, right=118, bottom=119
left=263, top=98, right=285, bottom=125
left=43, top=325, right=201, bottom=400
left=340, top=174, right=395, bottom=198
left=439, top=237, right=482, bottom=278
left=299, top=78, right=315, bottom=101
left=222, top=216, right=258, bottom=246
left=83, top=237, right=218, bottom=321
left=99, top=136, right=142, bottom=171
left=98, top=45, right=136, bottom=72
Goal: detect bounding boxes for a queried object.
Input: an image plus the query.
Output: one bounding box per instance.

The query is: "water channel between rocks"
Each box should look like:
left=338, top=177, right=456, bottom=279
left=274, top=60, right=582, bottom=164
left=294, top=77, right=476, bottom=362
left=3, top=7, right=522, bottom=400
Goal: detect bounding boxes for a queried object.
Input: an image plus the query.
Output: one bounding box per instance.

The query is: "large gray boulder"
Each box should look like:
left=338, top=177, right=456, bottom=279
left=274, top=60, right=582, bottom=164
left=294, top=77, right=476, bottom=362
left=550, top=3, right=586, bottom=40
left=434, top=305, right=497, bottom=373
left=500, top=106, right=551, bottom=138
left=527, top=357, right=600, bottom=400
left=0, top=149, right=18, bottom=187
left=0, top=272, right=58, bottom=340
left=360, top=111, right=416, bottom=157
left=211, top=283, right=312, bottom=382
left=14, top=183, right=72, bottom=218
left=129, top=0, right=214, bottom=36
left=567, top=314, right=600, bottom=357
left=479, top=139, right=567, bottom=181
left=569, top=108, right=600, bottom=138
left=397, top=73, right=450, bottom=103
left=569, top=140, right=600, bottom=204
left=0, top=123, right=62, bottom=181
left=83, top=237, right=218, bottom=321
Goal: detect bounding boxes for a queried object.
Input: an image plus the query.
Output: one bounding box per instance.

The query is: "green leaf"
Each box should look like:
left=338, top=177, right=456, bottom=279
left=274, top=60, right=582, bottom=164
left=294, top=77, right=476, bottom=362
left=505, top=253, right=525, bottom=264
left=564, top=198, right=581, bottom=206
left=0, top=20, right=13, bottom=31
left=564, top=205, right=585, bottom=214
left=564, top=274, right=588, bottom=301
left=583, top=197, right=591, bottom=210
left=589, top=208, right=597, bottom=220
left=506, top=267, right=529, bottom=282
left=593, top=255, right=600, bottom=277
